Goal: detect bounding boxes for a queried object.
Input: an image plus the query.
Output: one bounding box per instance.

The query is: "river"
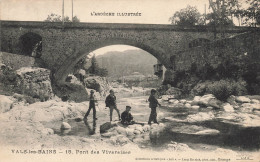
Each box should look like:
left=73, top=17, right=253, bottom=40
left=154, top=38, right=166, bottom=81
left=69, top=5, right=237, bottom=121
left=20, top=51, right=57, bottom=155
left=43, top=95, right=260, bottom=152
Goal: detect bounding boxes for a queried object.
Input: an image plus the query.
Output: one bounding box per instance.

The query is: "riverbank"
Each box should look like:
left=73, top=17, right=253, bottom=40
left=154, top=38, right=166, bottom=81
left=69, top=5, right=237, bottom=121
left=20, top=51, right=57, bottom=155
left=0, top=94, right=259, bottom=158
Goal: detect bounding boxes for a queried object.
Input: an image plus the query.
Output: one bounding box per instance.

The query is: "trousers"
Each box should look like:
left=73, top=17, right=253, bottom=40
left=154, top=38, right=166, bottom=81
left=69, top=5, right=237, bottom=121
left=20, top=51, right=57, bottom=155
left=148, top=107, right=157, bottom=124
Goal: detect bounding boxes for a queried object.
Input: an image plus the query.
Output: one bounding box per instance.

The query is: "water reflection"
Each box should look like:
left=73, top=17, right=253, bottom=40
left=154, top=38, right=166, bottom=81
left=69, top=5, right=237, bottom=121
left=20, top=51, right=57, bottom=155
left=84, top=118, right=97, bottom=135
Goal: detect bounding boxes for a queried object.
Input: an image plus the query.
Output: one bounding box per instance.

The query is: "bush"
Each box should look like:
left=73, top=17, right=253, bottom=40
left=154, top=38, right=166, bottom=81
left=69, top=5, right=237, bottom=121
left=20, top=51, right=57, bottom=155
left=207, top=79, right=247, bottom=101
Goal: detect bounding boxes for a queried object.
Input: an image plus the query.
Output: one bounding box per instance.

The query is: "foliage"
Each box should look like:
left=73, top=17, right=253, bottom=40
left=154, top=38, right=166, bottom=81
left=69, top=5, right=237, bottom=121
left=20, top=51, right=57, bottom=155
left=169, top=5, right=204, bottom=26
left=207, top=79, right=247, bottom=101
left=88, top=55, right=99, bottom=75
left=240, top=0, right=260, bottom=27
left=88, top=55, right=108, bottom=77
left=44, top=13, right=80, bottom=22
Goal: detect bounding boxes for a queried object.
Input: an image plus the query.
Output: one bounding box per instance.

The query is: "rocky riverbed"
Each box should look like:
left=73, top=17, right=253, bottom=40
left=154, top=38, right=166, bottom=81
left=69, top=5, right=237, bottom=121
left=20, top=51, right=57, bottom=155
left=0, top=93, right=260, bottom=158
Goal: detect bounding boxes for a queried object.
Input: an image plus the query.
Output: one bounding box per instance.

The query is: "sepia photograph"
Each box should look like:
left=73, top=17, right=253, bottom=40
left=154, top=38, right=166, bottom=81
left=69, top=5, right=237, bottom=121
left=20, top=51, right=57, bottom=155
left=0, top=0, right=259, bottom=161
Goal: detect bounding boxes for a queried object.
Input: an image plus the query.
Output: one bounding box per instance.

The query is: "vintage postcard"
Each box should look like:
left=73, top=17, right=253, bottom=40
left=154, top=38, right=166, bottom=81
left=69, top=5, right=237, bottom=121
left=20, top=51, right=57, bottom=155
left=0, top=0, right=260, bottom=162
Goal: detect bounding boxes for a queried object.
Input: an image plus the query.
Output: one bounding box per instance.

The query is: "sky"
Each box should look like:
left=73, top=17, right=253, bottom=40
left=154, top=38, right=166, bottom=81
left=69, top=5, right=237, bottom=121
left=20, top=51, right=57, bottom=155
left=0, top=0, right=219, bottom=56
left=0, top=0, right=210, bottom=24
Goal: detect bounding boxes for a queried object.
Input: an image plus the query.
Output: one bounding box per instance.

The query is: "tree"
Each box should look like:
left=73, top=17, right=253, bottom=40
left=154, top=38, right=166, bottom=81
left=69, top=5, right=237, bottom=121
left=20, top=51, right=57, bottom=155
left=88, top=55, right=100, bottom=75
left=169, top=5, right=204, bottom=26
left=207, top=0, right=236, bottom=38
left=240, top=0, right=260, bottom=27
left=87, top=55, right=109, bottom=77
left=44, top=13, right=80, bottom=22
left=72, top=16, right=80, bottom=22
left=207, top=0, right=236, bottom=26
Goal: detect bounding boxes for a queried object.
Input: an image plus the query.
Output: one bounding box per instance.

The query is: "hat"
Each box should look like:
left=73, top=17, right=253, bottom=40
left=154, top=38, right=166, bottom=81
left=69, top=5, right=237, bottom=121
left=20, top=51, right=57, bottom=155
left=126, top=106, right=131, bottom=109
left=109, top=89, right=114, bottom=93
left=90, top=90, right=94, bottom=93
left=151, top=89, right=156, bottom=93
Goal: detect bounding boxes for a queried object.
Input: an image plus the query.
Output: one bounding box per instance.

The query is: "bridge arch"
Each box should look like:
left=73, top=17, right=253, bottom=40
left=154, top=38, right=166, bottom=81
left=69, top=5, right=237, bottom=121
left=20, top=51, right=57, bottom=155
left=53, top=37, right=171, bottom=82
left=19, top=32, right=42, bottom=57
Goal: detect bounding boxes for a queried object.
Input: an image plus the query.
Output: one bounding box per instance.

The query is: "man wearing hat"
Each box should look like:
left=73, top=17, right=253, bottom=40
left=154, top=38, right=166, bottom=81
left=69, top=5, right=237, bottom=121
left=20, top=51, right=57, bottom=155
left=148, top=89, right=161, bottom=124
left=84, top=90, right=98, bottom=120
left=121, top=106, right=134, bottom=125
left=105, top=89, right=121, bottom=122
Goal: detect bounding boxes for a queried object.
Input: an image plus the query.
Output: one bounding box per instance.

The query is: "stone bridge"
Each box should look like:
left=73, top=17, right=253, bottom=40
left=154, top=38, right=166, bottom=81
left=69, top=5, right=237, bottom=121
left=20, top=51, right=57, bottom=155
left=0, top=21, right=254, bottom=82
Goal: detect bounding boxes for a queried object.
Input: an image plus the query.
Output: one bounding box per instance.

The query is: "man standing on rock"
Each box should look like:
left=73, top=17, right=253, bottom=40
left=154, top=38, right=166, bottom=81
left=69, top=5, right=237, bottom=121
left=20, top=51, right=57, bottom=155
left=105, top=89, right=121, bottom=122
left=84, top=90, right=98, bottom=120
left=148, top=89, right=161, bottom=125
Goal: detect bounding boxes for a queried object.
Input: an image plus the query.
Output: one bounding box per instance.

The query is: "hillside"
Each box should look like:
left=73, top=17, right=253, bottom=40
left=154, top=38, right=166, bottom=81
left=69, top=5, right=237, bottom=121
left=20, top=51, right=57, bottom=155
left=96, top=49, right=157, bottom=79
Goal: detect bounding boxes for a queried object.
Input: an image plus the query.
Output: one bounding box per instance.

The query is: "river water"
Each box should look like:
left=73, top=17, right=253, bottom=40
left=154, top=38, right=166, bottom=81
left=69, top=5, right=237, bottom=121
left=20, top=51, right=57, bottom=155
left=43, top=95, right=260, bottom=152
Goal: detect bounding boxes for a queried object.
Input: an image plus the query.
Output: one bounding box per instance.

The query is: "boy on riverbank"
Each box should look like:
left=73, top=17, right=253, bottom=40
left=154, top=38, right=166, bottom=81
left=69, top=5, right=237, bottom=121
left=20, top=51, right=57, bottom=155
left=148, top=89, right=161, bottom=125
left=105, top=89, right=121, bottom=122
left=84, top=90, right=98, bottom=120
left=121, top=106, right=134, bottom=125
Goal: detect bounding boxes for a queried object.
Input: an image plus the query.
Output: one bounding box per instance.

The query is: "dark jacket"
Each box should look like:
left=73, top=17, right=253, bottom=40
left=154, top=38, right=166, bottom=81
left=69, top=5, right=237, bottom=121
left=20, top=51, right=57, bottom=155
left=89, top=94, right=97, bottom=107
left=105, top=95, right=116, bottom=107
left=121, top=111, right=133, bottom=123
left=148, top=95, right=159, bottom=108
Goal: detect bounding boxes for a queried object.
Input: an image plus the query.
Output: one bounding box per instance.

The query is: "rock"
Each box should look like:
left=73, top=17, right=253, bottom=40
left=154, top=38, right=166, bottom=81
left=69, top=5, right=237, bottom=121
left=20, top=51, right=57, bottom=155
left=101, top=131, right=117, bottom=138
left=53, top=82, right=88, bottom=102
left=100, top=122, right=116, bottom=133
left=61, top=122, right=71, bottom=130
left=0, top=95, right=14, bottom=113
left=167, top=141, right=192, bottom=152
left=251, top=99, right=260, bottom=104
left=165, top=87, right=183, bottom=99
left=161, top=95, right=175, bottom=101
left=171, top=125, right=219, bottom=135
left=236, top=96, right=251, bottom=103
left=180, top=99, right=186, bottom=103
left=16, top=67, right=53, bottom=101
left=199, top=94, right=215, bottom=105
left=84, top=76, right=110, bottom=97
left=115, top=135, right=129, bottom=145
left=195, top=129, right=219, bottom=135
left=191, top=96, right=201, bottom=105
left=227, top=95, right=238, bottom=106
left=168, top=99, right=176, bottom=103
left=186, top=112, right=215, bottom=122
left=115, top=127, right=127, bottom=135
left=135, top=126, right=144, bottom=133
left=240, top=103, right=260, bottom=112
left=41, top=128, right=54, bottom=135
left=207, top=98, right=223, bottom=109
left=192, top=94, right=222, bottom=108
left=125, top=128, right=135, bottom=136
left=191, top=105, right=200, bottom=109
left=184, top=103, right=191, bottom=108
left=133, top=137, right=145, bottom=143
left=222, top=103, right=234, bottom=112
left=133, top=130, right=141, bottom=135
left=65, top=74, right=81, bottom=85
left=142, top=125, right=151, bottom=132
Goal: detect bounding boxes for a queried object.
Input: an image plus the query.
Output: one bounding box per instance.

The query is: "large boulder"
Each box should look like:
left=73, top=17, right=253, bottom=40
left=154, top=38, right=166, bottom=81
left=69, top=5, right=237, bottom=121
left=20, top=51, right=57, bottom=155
left=0, top=95, right=14, bottom=113
left=222, top=103, right=234, bottom=112
left=236, top=96, right=251, bottom=103
left=52, top=82, right=88, bottom=102
left=165, top=87, right=183, bottom=99
left=61, top=122, right=71, bottom=130
left=16, top=67, right=53, bottom=101
left=84, top=76, right=110, bottom=97
left=65, top=74, right=82, bottom=85
left=192, top=94, right=223, bottom=109
left=100, top=122, right=117, bottom=133
left=190, top=81, right=209, bottom=96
